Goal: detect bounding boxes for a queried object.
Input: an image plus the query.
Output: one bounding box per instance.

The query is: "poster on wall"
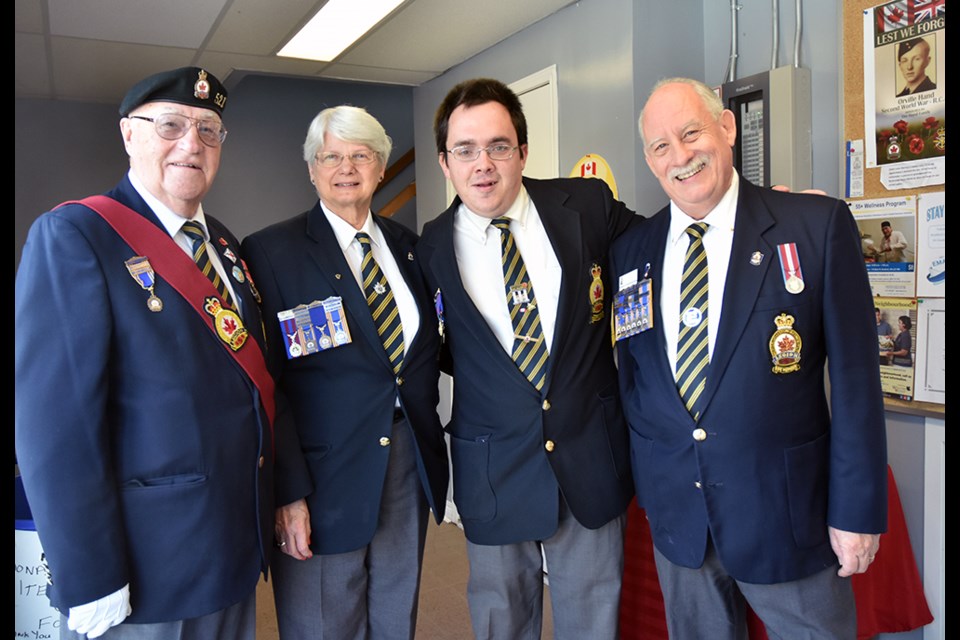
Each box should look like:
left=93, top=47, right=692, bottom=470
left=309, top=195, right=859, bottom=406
left=863, top=0, right=945, bottom=189
left=915, top=191, right=945, bottom=297
left=874, top=296, right=917, bottom=400
left=848, top=195, right=917, bottom=297
left=913, top=297, right=944, bottom=404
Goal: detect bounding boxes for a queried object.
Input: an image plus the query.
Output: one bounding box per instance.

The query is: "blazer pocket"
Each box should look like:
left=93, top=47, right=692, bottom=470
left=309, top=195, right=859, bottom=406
left=753, top=289, right=812, bottom=313
left=449, top=433, right=496, bottom=523
left=784, top=432, right=829, bottom=548
left=121, top=473, right=207, bottom=491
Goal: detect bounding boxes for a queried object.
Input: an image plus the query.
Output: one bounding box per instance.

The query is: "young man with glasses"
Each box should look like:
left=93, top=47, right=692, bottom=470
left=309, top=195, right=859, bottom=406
left=16, top=67, right=273, bottom=640
left=416, top=77, right=641, bottom=639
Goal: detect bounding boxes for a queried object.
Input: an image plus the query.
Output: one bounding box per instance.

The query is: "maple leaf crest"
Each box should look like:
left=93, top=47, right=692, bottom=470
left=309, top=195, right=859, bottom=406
left=777, top=335, right=795, bottom=352
left=222, top=316, right=238, bottom=333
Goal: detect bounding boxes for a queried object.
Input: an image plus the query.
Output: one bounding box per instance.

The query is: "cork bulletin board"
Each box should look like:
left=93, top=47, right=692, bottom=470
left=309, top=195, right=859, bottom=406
left=843, top=1, right=945, bottom=414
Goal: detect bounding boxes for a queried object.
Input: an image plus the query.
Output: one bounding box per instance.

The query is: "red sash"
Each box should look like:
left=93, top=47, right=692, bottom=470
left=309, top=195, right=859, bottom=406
left=66, top=195, right=276, bottom=431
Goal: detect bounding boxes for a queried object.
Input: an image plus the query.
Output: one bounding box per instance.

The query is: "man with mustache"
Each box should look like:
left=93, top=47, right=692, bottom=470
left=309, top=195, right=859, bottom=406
left=612, top=77, right=887, bottom=639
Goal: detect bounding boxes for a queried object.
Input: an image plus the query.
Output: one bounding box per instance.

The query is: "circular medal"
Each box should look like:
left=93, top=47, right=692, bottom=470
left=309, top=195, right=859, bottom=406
left=785, top=275, right=804, bottom=294
left=336, top=330, right=347, bottom=344
left=147, top=294, right=163, bottom=312
left=320, top=335, right=332, bottom=349
left=289, top=343, right=302, bottom=357
left=682, top=307, right=703, bottom=328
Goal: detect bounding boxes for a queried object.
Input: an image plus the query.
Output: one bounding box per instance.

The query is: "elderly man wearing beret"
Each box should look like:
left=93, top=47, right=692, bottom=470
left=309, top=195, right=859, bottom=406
left=15, top=67, right=274, bottom=639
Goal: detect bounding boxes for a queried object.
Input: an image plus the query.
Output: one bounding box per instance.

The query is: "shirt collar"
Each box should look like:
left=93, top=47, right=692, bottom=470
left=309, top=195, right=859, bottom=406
left=128, top=169, right=208, bottom=238
left=456, top=186, right=530, bottom=242
left=319, top=200, right=379, bottom=252
left=667, top=170, right=739, bottom=247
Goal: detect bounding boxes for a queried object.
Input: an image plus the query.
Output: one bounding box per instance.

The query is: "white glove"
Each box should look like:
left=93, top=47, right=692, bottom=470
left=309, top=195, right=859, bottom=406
left=67, top=583, right=132, bottom=638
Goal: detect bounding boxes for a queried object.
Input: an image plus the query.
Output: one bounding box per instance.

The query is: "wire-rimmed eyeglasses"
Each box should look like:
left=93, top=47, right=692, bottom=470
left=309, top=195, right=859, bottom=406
left=128, top=114, right=228, bottom=147
left=445, top=144, right=519, bottom=162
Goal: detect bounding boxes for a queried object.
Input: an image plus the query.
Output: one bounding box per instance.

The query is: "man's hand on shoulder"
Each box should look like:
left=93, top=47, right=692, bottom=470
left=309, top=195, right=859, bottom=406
left=771, top=185, right=829, bottom=196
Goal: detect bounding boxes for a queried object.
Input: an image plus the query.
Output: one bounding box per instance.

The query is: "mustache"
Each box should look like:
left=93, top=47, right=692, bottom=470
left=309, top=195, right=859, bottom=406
left=669, top=155, right=709, bottom=181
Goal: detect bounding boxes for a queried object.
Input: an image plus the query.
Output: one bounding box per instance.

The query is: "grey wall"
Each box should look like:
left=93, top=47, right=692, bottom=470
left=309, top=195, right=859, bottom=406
left=413, top=0, right=654, bottom=228
left=15, top=75, right=417, bottom=269
left=15, top=99, right=129, bottom=267
left=702, top=1, right=843, bottom=193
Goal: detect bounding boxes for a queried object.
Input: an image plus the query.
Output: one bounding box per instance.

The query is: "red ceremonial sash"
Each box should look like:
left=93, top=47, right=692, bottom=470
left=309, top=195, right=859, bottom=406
left=65, top=195, right=276, bottom=432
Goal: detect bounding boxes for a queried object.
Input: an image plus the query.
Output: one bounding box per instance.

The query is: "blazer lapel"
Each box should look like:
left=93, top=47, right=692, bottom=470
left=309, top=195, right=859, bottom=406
left=632, top=207, right=697, bottom=422
left=304, top=203, right=393, bottom=371
left=526, top=180, right=582, bottom=376
left=697, top=180, right=776, bottom=415
left=427, top=201, right=534, bottom=392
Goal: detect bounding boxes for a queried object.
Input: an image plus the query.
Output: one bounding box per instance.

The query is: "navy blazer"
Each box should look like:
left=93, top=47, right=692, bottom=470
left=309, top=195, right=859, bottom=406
left=612, top=179, right=887, bottom=584
left=417, top=177, right=639, bottom=545
left=15, top=176, right=273, bottom=622
left=241, top=203, right=448, bottom=555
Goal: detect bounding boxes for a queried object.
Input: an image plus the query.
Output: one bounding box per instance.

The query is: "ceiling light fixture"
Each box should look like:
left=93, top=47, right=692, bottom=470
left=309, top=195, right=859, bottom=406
left=278, top=0, right=405, bottom=62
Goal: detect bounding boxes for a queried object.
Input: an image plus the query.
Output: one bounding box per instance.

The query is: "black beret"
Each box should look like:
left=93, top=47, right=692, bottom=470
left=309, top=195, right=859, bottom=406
left=119, top=67, right=227, bottom=117
left=897, top=38, right=928, bottom=59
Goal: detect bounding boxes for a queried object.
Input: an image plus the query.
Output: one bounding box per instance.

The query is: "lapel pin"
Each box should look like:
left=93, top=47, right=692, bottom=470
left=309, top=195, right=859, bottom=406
left=407, top=251, right=414, bottom=261
left=750, top=251, right=764, bottom=266
left=335, top=273, right=342, bottom=280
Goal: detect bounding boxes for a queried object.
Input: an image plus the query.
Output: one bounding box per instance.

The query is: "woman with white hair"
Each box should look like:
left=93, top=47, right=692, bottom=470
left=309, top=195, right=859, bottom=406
left=242, top=106, right=449, bottom=639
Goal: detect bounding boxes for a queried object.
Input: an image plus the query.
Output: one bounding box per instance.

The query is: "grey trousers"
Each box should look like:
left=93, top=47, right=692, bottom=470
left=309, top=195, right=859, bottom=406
left=466, top=497, right=626, bottom=640
left=653, top=538, right=856, bottom=640
left=271, top=418, right=429, bottom=640
left=59, top=591, right=255, bottom=640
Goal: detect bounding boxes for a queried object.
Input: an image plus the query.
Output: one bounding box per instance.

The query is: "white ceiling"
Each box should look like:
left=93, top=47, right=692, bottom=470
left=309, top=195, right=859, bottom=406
left=15, top=0, right=576, bottom=104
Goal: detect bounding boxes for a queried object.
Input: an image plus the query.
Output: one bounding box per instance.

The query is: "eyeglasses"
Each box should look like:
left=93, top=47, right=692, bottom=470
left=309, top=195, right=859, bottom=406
left=315, top=151, right=379, bottom=168
left=446, top=144, right=518, bottom=162
left=129, top=114, right=228, bottom=147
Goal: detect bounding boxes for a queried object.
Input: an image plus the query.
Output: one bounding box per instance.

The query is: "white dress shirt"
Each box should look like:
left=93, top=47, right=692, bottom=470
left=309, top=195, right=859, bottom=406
left=128, top=169, right=241, bottom=314
left=453, top=186, right=562, bottom=355
left=320, top=202, right=420, bottom=356
left=660, top=172, right=740, bottom=378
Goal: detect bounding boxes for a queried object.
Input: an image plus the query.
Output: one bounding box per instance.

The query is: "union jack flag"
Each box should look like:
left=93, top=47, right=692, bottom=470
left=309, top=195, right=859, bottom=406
left=876, top=0, right=946, bottom=32
left=914, top=0, right=945, bottom=22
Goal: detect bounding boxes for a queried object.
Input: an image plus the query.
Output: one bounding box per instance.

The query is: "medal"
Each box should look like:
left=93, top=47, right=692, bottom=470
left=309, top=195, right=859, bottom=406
left=240, top=259, right=261, bottom=303
left=588, top=263, right=605, bottom=324
left=434, top=289, right=445, bottom=339
left=232, top=265, right=245, bottom=283
left=125, top=256, right=163, bottom=312
left=769, top=313, right=802, bottom=374
left=776, top=243, right=805, bottom=295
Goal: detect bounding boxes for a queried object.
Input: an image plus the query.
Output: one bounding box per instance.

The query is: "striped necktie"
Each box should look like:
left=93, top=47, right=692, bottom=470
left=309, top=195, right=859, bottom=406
left=356, top=232, right=404, bottom=374
left=676, top=222, right=709, bottom=419
left=181, top=220, right=234, bottom=308
left=492, top=217, right=548, bottom=391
